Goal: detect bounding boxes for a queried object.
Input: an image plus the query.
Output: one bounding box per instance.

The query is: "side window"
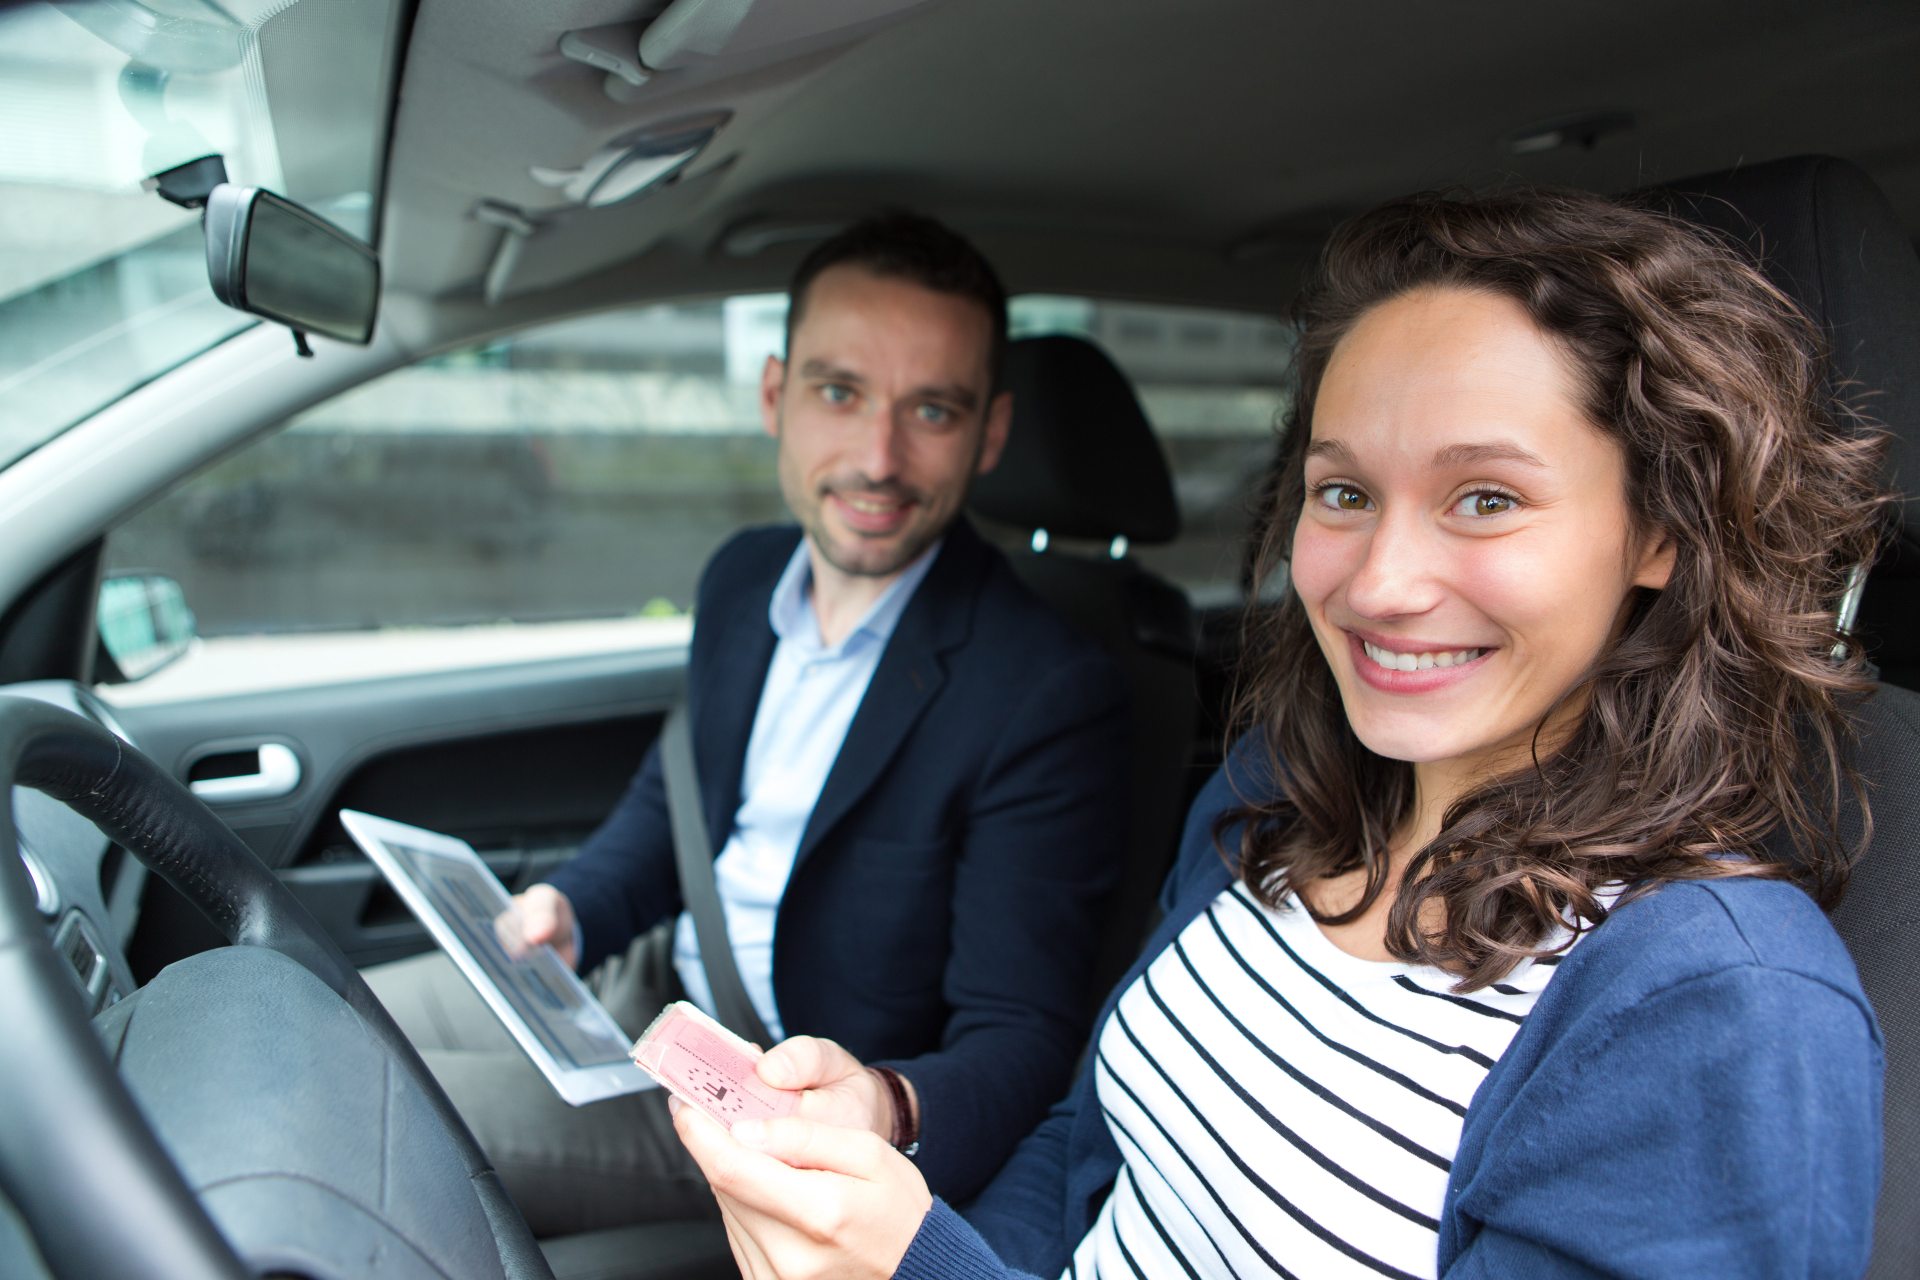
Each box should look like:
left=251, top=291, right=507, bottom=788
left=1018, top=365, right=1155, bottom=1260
left=98, top=291, right=1284, bottom=701
left=1008, top=297, right=1289, bottom=606
left=101, top=296, right=792, bottom=700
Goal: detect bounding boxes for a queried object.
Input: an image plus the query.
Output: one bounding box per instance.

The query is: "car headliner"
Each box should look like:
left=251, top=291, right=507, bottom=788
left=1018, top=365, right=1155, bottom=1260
left=373, top=0, right=1920, bottom=353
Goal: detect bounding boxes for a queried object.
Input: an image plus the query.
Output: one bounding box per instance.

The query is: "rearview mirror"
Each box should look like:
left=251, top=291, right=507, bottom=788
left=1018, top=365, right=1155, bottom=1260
left=97, top=573, right=197, bottom=683
left=204, top=185, right=379, bottom=345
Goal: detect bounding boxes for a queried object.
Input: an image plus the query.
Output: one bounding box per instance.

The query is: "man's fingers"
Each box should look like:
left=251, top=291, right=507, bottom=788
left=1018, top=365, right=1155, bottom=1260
left=493, top=910, right=530, bottom=957
left=497, top=885, right=576, bottom=967
left=517, top=899, right=559, bottom=944
left=495, top=902, right=550, bottom=959
left=757, top=1034, right=859, bottom=1090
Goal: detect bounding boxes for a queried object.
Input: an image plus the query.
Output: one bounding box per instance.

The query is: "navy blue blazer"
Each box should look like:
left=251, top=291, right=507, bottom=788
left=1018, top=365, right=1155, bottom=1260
left=545, top=519, right=1130, bottom=1199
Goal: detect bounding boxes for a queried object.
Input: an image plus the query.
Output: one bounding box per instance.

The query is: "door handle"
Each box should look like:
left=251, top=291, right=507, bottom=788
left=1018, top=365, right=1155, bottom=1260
left=188, top=742, right=302, bottom=804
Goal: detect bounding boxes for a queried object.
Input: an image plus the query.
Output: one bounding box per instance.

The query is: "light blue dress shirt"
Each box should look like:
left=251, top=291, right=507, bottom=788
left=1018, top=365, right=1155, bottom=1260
left=671, top=536, right=942, bottom=1037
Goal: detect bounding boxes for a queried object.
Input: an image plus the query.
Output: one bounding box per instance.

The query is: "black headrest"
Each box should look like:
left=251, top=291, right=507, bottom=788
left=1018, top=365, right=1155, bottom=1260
left=969, top=334, right=1180, bottom=545
left=1646, top=156, right=1920, bottom=635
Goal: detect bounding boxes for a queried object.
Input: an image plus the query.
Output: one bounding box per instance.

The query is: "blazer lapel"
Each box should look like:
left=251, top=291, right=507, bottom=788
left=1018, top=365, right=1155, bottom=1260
left=792, top=523, right=987, bottom=870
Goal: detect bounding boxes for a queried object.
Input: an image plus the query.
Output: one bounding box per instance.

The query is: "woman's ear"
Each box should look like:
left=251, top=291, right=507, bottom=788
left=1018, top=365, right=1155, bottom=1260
left=1633, top=534, right=1677, bottom=590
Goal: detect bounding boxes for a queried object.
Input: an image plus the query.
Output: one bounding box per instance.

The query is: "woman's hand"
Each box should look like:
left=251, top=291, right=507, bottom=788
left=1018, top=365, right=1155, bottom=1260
left=673, top=1103, right=933, bottom=1280
left=755, top=1035, right=915, bottom=1141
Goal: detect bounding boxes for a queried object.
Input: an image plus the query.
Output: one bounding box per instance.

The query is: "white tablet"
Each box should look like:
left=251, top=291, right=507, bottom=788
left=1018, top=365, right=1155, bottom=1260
left=340, top=809, right=657, bottom=1106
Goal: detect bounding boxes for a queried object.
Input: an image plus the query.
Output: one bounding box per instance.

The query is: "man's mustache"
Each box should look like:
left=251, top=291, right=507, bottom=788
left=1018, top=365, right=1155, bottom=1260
left=820, top=477, right=922, bottom=504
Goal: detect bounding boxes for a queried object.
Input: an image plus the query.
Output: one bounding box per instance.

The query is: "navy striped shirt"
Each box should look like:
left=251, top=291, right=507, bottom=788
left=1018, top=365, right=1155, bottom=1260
left=1065, top=881, right=1565, bottom=1280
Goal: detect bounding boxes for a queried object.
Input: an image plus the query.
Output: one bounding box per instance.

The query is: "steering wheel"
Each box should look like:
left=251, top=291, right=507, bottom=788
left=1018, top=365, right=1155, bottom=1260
left=0, top=696, right=554, bottom=1279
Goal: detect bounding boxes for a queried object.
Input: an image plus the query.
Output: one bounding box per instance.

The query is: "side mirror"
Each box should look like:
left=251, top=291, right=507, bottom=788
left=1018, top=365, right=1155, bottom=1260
left=204, top=184, right=379, bottom=345
left=97, top=574, right=198, bottom=683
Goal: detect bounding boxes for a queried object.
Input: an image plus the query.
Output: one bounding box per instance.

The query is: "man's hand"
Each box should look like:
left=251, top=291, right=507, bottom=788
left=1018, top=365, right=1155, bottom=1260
left=495, top=883, right=579, bottom=969
left=674, top=1103, right=932, bottom=1280
left=755, top=1035, right=916, bottom=1143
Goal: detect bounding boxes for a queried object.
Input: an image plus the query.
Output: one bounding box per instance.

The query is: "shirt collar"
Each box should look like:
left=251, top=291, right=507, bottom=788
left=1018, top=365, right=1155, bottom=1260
left=767, top=534, right=943, bottom=655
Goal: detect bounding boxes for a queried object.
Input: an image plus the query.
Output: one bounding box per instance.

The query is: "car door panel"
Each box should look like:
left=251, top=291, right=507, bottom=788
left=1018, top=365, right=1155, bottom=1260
left=109, top=646, right=685, bottom=973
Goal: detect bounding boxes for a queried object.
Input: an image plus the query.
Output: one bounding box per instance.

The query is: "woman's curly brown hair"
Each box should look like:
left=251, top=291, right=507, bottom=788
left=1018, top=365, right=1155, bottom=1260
left=1226, top=187, right=1890, bottom=990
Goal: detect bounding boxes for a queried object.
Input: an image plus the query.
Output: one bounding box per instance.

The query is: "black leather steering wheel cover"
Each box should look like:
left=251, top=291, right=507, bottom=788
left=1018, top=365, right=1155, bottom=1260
left=0, top=695, right=551, bottom=1280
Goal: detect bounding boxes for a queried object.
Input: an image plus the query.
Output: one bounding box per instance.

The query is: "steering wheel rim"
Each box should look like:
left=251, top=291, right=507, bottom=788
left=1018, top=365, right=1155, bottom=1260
left=0, top=695, right=552, bottom=1279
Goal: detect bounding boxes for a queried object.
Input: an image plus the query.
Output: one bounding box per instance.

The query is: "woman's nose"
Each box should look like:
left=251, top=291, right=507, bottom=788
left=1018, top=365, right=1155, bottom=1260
left=1343, top=510, right=1444, bottom=619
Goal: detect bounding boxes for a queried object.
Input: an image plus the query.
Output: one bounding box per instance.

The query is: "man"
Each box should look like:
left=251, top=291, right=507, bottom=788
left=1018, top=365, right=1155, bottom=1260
left=370, top=212, right=1129, bottom=1237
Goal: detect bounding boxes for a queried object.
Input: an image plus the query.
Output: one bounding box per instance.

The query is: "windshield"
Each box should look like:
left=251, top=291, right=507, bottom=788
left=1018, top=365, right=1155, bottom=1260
left=0, top=0, right=403, bottom=471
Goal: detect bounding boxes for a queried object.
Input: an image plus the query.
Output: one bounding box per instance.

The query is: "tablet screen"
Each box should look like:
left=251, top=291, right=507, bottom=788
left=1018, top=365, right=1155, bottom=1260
left=342, top=810, right=654, bottom=1104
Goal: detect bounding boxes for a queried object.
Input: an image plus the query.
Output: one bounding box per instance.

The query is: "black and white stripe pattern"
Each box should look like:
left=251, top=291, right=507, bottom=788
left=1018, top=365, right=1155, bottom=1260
left=1065, top=881, right=1563, bottom=1280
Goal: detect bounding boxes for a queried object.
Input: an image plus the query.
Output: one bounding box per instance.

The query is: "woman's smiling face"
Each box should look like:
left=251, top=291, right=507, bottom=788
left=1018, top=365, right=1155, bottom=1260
left=1291, top=286, right=1673, bottom=782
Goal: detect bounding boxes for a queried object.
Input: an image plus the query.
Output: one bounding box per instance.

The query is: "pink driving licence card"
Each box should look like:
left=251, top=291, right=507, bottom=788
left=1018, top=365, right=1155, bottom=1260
left=631, top=1001, right=800, bottom=1126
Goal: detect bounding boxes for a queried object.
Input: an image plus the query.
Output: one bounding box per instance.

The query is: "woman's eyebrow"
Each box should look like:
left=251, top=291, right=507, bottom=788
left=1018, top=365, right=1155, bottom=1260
left=1304, top=438, right=1355, bottom=465
left=1305, top=439, right=1549, bottom=469
left=1430, top=441, right=1550, bottom=470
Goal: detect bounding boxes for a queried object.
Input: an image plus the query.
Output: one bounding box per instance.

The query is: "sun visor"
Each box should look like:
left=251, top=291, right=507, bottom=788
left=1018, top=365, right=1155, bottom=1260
left=553, top=0, right=951, bottom=103
left=480, top=0, right=948, bottom=303
left=636, top=0, right=946, bottom=73
left=482, top=158, right=735, bottom=303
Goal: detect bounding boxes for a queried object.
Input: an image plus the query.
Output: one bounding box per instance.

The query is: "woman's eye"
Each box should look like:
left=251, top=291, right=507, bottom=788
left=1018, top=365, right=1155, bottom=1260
left=1454, top=490, right=1517, bottom=517
left=1314, top=483, right=1372, bottom=512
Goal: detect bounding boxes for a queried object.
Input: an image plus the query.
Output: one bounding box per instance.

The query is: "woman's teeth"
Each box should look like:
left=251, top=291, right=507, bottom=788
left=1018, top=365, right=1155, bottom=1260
left=1361, top=640, right=1486, bottom=672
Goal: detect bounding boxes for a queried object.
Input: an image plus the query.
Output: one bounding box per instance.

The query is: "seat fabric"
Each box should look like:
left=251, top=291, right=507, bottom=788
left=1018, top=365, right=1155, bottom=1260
left=1825, top=685, right=1920, bottom=1280
left=972, top=333, right=1202, bottom=1007
left=1652, top=155, right=1920, bottom=691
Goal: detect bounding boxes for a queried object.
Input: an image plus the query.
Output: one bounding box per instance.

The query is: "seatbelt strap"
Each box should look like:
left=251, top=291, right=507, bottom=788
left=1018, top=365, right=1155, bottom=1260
left=659, top=703, right=775, bottom=1048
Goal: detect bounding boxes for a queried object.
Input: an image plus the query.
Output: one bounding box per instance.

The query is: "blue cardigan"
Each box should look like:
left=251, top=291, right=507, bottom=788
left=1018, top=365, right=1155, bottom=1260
left=899, top=750, right=1884, bottom=1279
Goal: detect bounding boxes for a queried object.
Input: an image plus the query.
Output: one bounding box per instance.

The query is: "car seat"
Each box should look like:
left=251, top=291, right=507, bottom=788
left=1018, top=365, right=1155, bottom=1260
left=1653, top=154, right=1920, bottom=1277
left=968, top=333, right=1202, bottom=1007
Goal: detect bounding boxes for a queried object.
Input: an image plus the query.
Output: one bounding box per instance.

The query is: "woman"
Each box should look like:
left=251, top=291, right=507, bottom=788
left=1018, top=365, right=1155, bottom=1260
left=672, top=188, right=1889, bottom=1279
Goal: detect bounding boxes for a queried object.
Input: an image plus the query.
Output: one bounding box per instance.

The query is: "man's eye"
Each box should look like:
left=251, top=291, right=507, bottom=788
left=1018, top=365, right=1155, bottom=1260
left=1454, top=490, right=1517, bottom=517
left=1313, top=483, right=1372, bottom=512
left=915, top=403, right=952, bottom=426
left=819, top=383, right=855, bottom=405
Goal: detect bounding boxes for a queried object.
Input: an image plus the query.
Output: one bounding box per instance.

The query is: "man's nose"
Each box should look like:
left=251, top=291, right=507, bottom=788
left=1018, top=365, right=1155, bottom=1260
left=854, top=410, right=907, bottom=481
left=1343, top=509, right=1444, bottom=619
